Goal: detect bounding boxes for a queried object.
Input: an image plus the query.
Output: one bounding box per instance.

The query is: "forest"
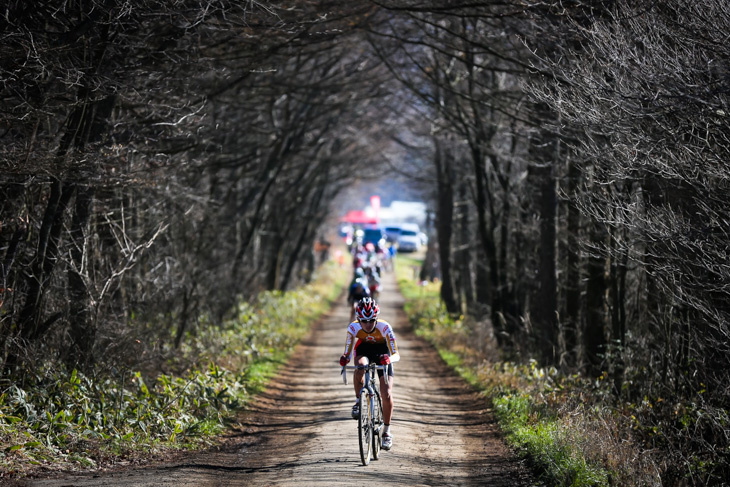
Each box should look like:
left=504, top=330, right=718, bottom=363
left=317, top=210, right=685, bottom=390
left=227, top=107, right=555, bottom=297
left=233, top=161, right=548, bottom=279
left=1, top=1, right=729, bottom=485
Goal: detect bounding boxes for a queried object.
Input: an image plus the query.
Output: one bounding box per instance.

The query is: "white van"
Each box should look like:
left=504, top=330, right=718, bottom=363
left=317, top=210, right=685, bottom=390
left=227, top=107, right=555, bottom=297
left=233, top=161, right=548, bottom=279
left=396, top=223, right=422, bottom=252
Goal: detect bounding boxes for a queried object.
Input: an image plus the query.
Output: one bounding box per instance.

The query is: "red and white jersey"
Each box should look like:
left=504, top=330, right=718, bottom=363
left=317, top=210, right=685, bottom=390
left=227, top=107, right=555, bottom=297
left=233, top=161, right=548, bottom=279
left=343, top=320, right=400, bottom=361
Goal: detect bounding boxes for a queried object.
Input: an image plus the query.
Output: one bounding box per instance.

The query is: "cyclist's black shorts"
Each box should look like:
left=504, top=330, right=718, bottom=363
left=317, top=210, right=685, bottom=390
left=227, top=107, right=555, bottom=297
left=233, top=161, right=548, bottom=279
left=354, top=342, right=394, bottom=377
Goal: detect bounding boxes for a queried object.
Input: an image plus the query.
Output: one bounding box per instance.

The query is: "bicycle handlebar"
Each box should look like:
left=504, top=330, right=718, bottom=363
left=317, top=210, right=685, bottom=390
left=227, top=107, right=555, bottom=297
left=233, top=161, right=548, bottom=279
left=341, top=363, right=390, bottom=385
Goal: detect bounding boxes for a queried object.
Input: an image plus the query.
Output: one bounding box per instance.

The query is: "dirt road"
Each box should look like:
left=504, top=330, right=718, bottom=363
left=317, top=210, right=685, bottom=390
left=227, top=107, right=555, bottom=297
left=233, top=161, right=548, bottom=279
left=20, top=268, right=537, bottom=487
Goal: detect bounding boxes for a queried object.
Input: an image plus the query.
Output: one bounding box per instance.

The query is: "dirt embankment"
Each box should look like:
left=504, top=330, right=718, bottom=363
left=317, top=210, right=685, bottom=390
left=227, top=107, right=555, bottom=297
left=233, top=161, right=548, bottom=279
left=17, top=268, right=538, bottom=487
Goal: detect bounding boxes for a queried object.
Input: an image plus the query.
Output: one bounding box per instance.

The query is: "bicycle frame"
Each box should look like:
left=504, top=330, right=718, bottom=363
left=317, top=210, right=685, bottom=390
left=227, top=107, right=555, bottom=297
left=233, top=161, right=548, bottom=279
left=341, top=362, right=388, bottom=426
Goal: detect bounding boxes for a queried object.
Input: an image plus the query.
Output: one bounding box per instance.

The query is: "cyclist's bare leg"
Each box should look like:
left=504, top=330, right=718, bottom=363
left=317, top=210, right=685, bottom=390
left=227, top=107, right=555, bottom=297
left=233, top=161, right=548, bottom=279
left=353, top=355, right=368, bottom=398
left=379, top=374, right=394, bottom=425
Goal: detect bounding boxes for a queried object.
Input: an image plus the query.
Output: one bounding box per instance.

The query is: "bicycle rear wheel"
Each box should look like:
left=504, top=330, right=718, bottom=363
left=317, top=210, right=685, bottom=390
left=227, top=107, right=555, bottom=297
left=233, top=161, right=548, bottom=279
left=358, top=390, right=372, bottom=465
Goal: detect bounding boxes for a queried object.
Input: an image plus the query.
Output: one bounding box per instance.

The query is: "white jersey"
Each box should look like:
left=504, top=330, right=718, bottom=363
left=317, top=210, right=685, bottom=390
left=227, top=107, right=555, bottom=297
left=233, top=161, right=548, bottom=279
left=343, top=320, right=400, bottom=361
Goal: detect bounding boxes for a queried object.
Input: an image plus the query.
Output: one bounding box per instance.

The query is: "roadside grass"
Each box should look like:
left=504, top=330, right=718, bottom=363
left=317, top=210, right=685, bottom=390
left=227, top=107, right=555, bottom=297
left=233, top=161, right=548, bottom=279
left=394, top=254, right=659, bottom=487
left=0, top=261, right=348, bottom=478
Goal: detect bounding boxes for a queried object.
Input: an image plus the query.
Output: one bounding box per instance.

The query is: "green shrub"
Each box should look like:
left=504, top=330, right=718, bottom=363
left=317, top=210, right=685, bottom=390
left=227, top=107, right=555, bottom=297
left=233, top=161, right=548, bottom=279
left=0, top=260, right=348, bottom=476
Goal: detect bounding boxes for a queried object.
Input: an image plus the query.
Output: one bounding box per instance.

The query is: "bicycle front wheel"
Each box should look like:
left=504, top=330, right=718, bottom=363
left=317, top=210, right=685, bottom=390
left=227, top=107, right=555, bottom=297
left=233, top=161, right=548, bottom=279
left=358, top=390, right=372, bottom=466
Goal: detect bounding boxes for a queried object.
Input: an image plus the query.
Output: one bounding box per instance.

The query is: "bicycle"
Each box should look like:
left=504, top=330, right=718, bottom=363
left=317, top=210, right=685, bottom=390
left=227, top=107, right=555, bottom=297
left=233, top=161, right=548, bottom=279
left=341, top=362, right=388, bottom=465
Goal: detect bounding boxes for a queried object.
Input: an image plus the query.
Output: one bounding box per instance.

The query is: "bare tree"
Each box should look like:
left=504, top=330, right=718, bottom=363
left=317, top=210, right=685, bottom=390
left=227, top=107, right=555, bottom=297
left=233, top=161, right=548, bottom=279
left=0, top=1, right=392, bottom=368
left=524, top=0, right=730, bottom=482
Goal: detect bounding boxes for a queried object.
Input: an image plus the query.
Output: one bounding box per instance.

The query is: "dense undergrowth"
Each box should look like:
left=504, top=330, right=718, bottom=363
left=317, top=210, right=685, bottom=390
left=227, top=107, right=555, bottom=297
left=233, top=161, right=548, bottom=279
left=0, top=261, right=348, bottom=479
left=395, top=255, right=666, bottom=487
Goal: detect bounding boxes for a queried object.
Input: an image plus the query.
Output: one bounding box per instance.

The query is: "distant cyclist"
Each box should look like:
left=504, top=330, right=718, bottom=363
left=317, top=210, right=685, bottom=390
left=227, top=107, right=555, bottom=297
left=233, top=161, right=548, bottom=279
left=364, top=265, right=381, bottom=300
left=340, top=297, right=400, bottom=451
left=347, top=268, right=371, bottom=321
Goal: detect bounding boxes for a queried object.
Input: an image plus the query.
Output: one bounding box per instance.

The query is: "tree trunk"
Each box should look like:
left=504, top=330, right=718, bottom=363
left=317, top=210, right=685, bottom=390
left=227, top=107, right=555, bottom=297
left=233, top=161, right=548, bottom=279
left=265, top=231, right=284, bottom=291
left=67, top=185, right=95, bottom=369
left=434, top=138, right=458, bottom=314
left=174, top=288, right=193, bottom=349
left=474, top=251, right=490, bottom=312
left=609, top=238, right=628, bottom=392
left=584, top=221, right=608, bottom=377
left=531, top=161, right=559, bottom=366
left=456, top=184, right=474, bottom=313
left=563, top=156, right=581, bottom=369
left=471, top=148, right=502, bottom=330
left=18, top=180, right=75, bottom=342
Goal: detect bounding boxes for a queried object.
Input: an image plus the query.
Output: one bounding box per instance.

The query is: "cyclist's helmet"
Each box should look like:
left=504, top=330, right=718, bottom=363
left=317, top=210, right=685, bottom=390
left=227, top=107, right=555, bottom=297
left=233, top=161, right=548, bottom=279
left=356, top=297, right=380, bottom=321
left=355, top=267, right=365, bottom=278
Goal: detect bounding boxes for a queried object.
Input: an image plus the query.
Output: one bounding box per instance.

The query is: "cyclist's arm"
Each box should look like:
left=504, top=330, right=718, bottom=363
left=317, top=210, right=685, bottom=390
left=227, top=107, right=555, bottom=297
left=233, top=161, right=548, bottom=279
left=384, top=326, right=400, bottom=363
left=343, top=328, right=356, bottom=357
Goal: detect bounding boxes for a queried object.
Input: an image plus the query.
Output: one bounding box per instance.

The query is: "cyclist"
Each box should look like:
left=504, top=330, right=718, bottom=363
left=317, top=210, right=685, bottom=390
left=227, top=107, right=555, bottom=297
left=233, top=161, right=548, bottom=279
left=339, top=297, right=400, bottom=451
left=364, top=265, right=381, bottom=300
left=347, top=268, right=371, bottom=321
